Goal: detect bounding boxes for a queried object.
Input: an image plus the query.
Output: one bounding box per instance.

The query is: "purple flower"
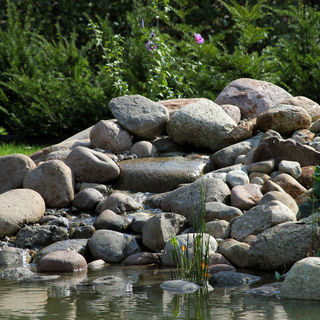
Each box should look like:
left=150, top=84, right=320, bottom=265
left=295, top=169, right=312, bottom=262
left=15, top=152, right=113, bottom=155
left=145, top=40, right=152, bottom=51
left=194, top=33, right=204, bottom=44
left=141, top=18, right=144, bottom=28
left=151, top=32, right=155, bottom=38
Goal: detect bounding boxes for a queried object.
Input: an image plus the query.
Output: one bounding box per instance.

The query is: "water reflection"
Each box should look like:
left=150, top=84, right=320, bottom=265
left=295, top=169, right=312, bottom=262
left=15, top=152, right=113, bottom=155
left=0, top=266, right=320, bottom=319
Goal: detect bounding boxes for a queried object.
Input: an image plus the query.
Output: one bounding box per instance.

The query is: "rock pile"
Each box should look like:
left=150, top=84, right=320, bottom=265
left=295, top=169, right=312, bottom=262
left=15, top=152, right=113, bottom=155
left=1, top=78, right=320, bottom=299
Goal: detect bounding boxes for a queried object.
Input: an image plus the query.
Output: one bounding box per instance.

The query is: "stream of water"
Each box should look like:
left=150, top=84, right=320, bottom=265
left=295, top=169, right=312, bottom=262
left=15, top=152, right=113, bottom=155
left=0, top=264, right=319, bottom=320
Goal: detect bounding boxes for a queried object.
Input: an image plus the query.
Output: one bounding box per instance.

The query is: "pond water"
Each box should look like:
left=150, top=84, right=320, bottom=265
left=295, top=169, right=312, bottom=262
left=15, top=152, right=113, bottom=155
left=0, top=265, right=319, bottom=320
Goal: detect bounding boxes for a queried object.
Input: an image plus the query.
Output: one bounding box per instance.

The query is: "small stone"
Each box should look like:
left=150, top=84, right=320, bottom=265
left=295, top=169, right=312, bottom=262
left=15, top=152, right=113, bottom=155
left=205, top=220, right=230, bottom=239
left=231, top=184, right=263, bottom=210
left=226, top=170, right=249, bottom=187
left=130, top=141, right=158, bottom=158
left=72, top=188, right=104, bottom=211
left=247, top=159, right=275, bottom=174
left=272, top=173, right=307, bottom=199
left=278, top=160, right=302, bottom=179
left=218, top=239, right=250, bottom=267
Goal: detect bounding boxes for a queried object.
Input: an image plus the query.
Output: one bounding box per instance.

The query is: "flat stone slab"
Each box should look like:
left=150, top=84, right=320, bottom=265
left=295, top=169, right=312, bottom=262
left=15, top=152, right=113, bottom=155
left=114, top=157, right=207, bottom=193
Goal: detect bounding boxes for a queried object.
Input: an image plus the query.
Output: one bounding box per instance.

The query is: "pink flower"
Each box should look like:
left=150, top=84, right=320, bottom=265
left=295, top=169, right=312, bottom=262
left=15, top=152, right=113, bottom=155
left=194, top=33, right=204, bottom=44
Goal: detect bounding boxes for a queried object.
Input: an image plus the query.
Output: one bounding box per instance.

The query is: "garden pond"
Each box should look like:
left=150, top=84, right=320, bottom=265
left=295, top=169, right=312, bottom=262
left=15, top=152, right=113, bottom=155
left=0, top=264, right=319, bottom=320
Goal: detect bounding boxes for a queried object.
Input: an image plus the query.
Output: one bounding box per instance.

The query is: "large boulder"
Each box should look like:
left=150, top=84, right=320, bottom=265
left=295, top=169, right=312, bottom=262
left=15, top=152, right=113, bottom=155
left=167, top=98, right=237, bottom=151
left=277, top=96, right=320, bottom=121
left=218, top=239, right=250, bottom=267
left=147, top=177, right=231, bottom=224
left=256, top=105, right=312, bottom=135
left=231, top=184, right=263, bottom=210
left=161, top=233, right=218, bottom=266
left=249, top=136, right=320, bottom=167
left=94, top=210, right=131, bottom=232
left=37, top=250, right=87, bottom=272
left=280, top=257, right=320, bottom=300
left=65, top=146, right=120, bottom=183
left=88, top=229, right=140, bottom=263
left=0, top=189, right=45, bottom=238
left=109, top=94, right=169, bottom=138
left=33, top=239, right=88, bottom=264
left=0, top=154, right=36, bottom=194
left=215, top=78, right=292, bottom=119
left=248, top=222, right=318, bottom=270
left=142, top=212, right=187, bottom=252
left=90, top=120, right=132, bottom=152
left=23, top=160, right=74, bottom=208
left=272, top=173, right=307, bottom=199
left=211, top=133, right=263, bottom=168
left=114, top=157, right=207, bottom=193
left=230, top=200, right=296, bottom=241
left=15, top=225, right=69, bottom=249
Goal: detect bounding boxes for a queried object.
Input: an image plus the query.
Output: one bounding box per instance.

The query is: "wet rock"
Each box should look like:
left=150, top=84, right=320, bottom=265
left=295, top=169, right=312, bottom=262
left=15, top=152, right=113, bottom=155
left=248, top=222, right=317, bottom=270
left=231, top=200, right=296, bottom=241
left=0, top=246, right=30, bottom=267
left=151, top=136, right=185, bottom=154
left=205, top=220, right=230, bottom=239
left=272, top=173, right=307, bottom=199
left=226, top=170, right=249, bottom=187
left=38, top=250, right=87, bottom=272
left=278, top=160, right=302, bottom=179
left=0, top=189, right=45, bottom=238
left=220, top=104, right=241, bottom=124
left=88, top=259, right=106, bottom=269
left=130, top=141, right=158, bottom=158
left=167, top=98, right=237, bottom=151
left=33, top=239, right=88, bottom=264
left=208, top=264, right=236, bottom=274
left=161, top=233, right=218, bottom=266
left=280, top=257, right=320, bottom=300
left=205, top=202, right=242, bottom=222
left=211, top=133, right=263, bottom=168
left=152, top=177, right=231, bottom=224
left=16, top=225, right=69, bottom=249
left=94, top=210, right=131, bottom=232
left=257, top=105, right=312, bottom=135
left=231, top=184, right=263, bottom=210
left=23, top=160, right=74, bottom=208
left=65, top=146, right=120, bottom=183
left=278, top=96, right=320, bottom=121
left=96, top=192, right=141, bottom=215
left=0, top=267, right=35, bottom=281
left=44, top=216, right=69, bottom=228
left=218, top=239, right=250, bottom=267
left=209, top=271, right=261, bottom=288
left=72, top=188, right=104, bottom=211
left=215, top=78, right=292, bottom=119
left=250, top=136, right=320, bottom=167
left=91, top=276, right=132, bottom=296
left=114, top=157, right=207, bottom=193
left=142, top=212, right=187, bottom=252
left=90, top=120, right=132, bottom=152
left=88, top=230, right=140, bottom=263
left=247, top=282, right=282, bottom=296
left=258, top=191, right=298, bottom=215
left=123, top=252, right=160, bottom=266
left=160, top=280, right=200, bottom=294
left=79, top=182, right=110, bottom=196
left=110, top=94, right=169, bottom=138
left=0, top=154, right=36, bottom=194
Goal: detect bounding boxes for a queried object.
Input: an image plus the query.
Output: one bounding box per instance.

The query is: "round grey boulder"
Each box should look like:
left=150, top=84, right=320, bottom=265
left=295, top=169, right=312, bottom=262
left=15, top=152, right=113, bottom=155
left=90, top=120, right=132, bottom=152
left=94, top=209, right=131, bottom=232
left=72, top=188, right=104, bottom=211
left=109, top=94, right=169, bottom=138
left=88, top=229, right=140, bottom=263
left=130, top=141, right=158, bottom=158
left=23, top=159, right=74, bottom=208
left=66, top=146, right=120, bottom=183
left=0, top=154, right=36, bottom=194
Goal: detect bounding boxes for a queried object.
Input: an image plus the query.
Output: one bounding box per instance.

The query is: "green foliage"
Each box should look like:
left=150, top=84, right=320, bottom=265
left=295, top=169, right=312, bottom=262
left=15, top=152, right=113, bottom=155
left=0, top=142, right=44, bottom=156
left=1, top=1, right=320, bottom=138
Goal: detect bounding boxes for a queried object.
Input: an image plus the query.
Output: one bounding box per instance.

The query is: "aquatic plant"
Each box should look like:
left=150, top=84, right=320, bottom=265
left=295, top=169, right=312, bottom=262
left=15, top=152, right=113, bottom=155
left=170, top=186, right=210, bottom=286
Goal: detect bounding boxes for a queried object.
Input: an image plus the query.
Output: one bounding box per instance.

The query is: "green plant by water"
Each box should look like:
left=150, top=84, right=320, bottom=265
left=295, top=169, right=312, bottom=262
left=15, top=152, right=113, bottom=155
left=170, top=185, right=210, bottom=286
